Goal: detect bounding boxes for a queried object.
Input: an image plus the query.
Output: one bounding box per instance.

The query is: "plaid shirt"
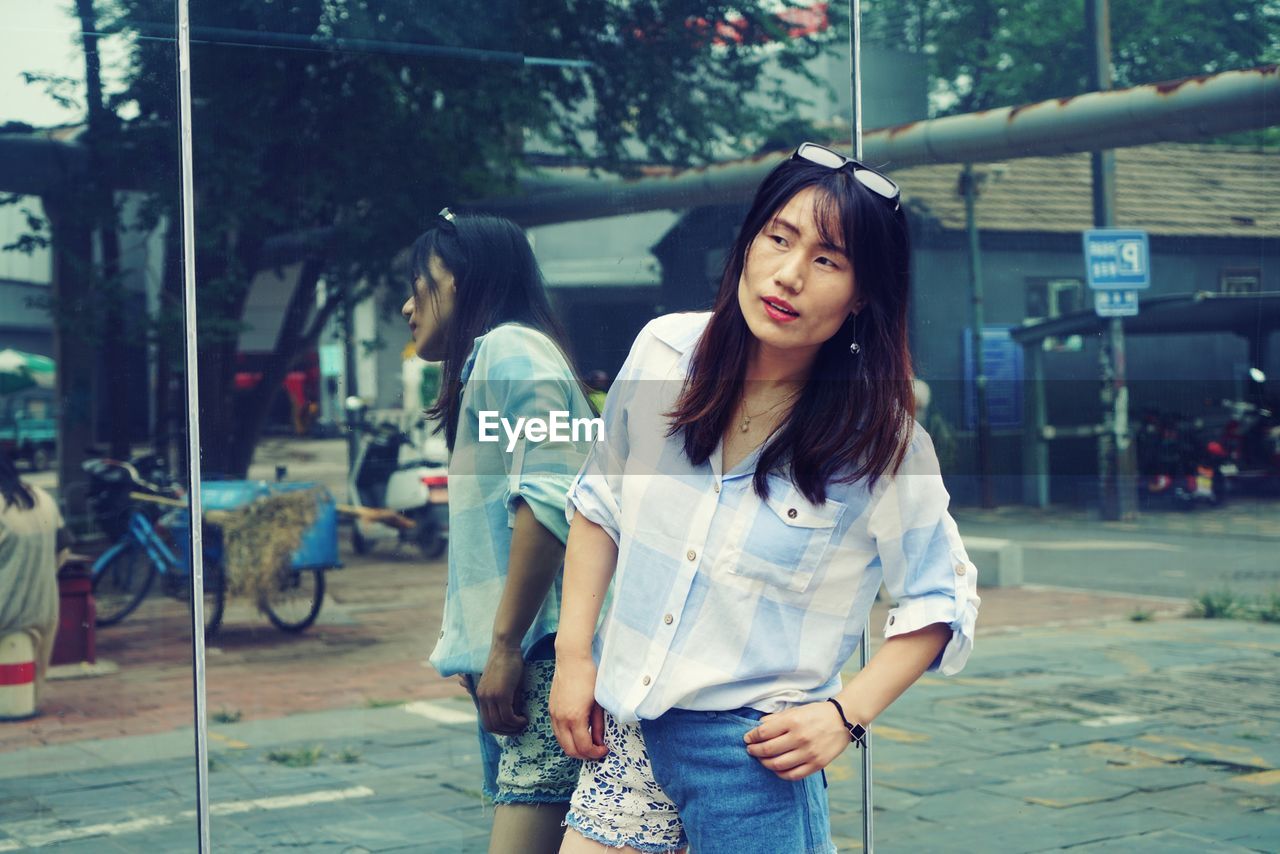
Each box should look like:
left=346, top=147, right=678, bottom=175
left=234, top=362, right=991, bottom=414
left=567, top=312, right=980, bottom=722
left=429, top=323, right=594, bottom=678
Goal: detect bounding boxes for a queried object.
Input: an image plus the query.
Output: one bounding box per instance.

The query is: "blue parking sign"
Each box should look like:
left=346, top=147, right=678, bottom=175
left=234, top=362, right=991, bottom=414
left=1083, top=229, right=1150, bottom=290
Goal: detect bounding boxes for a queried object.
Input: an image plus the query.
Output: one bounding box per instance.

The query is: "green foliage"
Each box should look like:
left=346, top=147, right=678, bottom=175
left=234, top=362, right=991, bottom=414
left=336, top=747, right=362, bottom=764
left=862, top=0, right=1280, bottom=116
left=1189, top=588, right=1244, bottom=619
left=211, top=707, right=243, bottom=724
left=100, top=0, right=838, bottom=471
left=1128, top=609, right=1153, bottom=622
left=264, top=744, right=326, bottom=767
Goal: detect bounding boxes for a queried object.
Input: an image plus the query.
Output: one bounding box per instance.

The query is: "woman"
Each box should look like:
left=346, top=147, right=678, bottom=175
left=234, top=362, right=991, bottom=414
left=550, top=144, right=981, bottom=854
left=0, top=448, right=65, bottom=709
left=401, top=209, right=595, bottom=853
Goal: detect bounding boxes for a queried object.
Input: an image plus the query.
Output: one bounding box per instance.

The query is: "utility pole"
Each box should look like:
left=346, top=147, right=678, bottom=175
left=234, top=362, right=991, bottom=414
left=1087, top=0, right=1137, bottom=521
left=961, top=164, right=995, bottom=508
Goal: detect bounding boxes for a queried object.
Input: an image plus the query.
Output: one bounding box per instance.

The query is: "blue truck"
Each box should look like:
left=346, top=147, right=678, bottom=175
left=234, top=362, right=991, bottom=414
left=0, top=388, right=57, bottom=470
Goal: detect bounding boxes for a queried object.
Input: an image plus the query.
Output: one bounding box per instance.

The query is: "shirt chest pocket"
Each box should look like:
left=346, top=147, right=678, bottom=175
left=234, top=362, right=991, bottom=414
left=724, top=486, right=846, bottom=593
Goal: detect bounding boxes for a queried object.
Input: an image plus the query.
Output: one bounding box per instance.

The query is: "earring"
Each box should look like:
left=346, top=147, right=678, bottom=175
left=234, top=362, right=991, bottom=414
left=849, top=341, right=861, bottom=355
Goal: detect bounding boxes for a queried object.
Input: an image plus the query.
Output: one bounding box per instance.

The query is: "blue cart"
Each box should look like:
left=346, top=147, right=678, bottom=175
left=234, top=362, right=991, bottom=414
left=86, top=458, right=340, bottom=639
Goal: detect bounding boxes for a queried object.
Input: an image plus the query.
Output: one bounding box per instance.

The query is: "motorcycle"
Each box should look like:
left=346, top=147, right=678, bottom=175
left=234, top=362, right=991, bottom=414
left=347, top=418, right=449, bottom=558
left=1135, top=409, right=1224, bottom=509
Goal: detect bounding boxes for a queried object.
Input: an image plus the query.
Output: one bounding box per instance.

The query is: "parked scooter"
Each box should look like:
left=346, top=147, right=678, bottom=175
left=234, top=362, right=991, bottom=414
left=347, top=418, right=449, bottom=558
left=1214, top=372, right=1280, bottom=496
left=1135, top=409, right=1224, bottom=509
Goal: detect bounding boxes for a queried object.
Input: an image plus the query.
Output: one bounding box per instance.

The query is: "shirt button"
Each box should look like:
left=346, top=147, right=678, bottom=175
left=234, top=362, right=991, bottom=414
left=439, top=631, right=445, bottom=638
left=955, top=564, right=967, bottom=576
left=642, top=675, right=651, bottom=686
left=888, top=616, right=895, bottom=626
left=664, top=614, right=673, bottom=625
left=713, top=483, right=721, bottom=493
left=787, top=508, right=798, bottom=519
left=686, top=549, right=697, bottom=562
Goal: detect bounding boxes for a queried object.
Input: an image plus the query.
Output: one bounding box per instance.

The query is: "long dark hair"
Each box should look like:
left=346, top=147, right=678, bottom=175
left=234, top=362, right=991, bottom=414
left=0, top=448, right=35, bottom=510
left=411, top=213, right=583, bottom=450
left=666, top=156, right=915, bottom=504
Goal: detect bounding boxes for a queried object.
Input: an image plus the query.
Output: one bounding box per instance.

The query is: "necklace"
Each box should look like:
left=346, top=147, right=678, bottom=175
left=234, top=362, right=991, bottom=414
left=737, top=388, right=799, bottom=433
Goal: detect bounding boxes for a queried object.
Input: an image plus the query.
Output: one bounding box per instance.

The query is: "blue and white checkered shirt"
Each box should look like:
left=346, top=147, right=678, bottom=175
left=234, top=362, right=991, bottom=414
left=566, top=312, right=980, bottom=722
left=429, top=323, right=594, bottom=678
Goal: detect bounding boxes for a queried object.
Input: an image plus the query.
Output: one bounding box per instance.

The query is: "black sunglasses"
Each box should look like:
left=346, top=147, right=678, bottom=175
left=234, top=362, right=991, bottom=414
left=791, top=142, right=900, bottom=210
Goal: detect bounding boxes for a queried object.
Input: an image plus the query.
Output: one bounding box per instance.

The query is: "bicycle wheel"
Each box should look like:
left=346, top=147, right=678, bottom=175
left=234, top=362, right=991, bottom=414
left=93, top=546, right=156, bottom=626
left=187, top=559, right=227, bottom=640
left=262, top=567, right=325, bottom=633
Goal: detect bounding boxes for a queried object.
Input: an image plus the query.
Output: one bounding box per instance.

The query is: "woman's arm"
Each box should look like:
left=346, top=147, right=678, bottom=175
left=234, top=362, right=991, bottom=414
left=549, top=514, right=618, bottom=760
left=475, top=499, right=566, bottom=734
left=744, top=622, right=951, bottom=780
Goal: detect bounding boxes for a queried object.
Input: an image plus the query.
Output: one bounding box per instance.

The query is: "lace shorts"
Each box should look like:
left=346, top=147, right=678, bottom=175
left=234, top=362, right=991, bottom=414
left=564, top=711, right=687, bottom=853
left=464, top=642, right=580, bottom=805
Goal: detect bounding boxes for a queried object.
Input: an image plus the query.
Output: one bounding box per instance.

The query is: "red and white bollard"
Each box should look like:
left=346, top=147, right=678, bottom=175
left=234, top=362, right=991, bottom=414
left=0, top=633, right=38, bottom=721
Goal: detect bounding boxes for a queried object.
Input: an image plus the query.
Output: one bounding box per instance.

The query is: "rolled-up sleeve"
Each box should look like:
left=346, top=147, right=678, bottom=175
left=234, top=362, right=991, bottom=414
left=476, top=327, right=591, bottom=545
left=564, top=328, right=650, bottom=547
left=868, top=429, right=980, bottom=675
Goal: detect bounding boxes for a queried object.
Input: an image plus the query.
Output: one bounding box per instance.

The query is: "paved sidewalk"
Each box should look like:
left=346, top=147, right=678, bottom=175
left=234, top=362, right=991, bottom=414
left=2, top=617, right=1277, bottom=852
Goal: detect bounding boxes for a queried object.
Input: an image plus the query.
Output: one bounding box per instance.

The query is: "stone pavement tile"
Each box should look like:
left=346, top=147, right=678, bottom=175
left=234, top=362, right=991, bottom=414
left=328, top=815, right=488, bottom=852
left=1056, top=828, right=1260, bottom=853
left=874, top=760, right=1011, bottom=796
left=1130, top=728, right=1278, bottom=772
left=980, top=772, right=1136, bottom=809
left=34, top=837, right=139, bottom=854
left=878, top=787, right=1044, bottom=826
left=1161, top=813, right=1280, bottom=851
left=0, top=743, right=100, bottom=781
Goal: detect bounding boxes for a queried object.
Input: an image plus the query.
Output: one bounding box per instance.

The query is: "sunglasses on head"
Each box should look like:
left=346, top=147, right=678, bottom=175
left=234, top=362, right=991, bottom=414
left=791, top=142, right=901, bottom=210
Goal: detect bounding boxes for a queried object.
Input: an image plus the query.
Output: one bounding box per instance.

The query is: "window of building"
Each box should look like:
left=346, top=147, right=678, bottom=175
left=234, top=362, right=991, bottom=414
left=1026, top=277, right=1084, bottom=351
left=1220, top=268, right=1261, bottom=294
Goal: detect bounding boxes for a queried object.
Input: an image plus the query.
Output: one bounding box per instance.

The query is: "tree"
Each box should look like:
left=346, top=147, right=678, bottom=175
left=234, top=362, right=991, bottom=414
left=861, top=0, right=1279, bottom=116
left=104, top=0, right=841, bottom=475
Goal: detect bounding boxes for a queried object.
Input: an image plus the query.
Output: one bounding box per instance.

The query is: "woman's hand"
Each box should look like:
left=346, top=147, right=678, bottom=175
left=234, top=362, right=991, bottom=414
left=475, top=644, right=528, bottom=735
left=550, top=653, right=608, bottom=760
left=743, top=701, right=851, bottom=781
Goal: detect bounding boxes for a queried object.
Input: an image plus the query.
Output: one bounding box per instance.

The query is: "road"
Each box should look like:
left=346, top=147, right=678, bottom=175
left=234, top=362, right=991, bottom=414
left=957, top=514, right=1280, bottom=600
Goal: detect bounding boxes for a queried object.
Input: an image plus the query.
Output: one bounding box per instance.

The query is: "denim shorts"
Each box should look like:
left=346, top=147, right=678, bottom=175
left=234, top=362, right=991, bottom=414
left=566, top=707, right=836, bottom=854
left=463, top=634, right=579, bottom=805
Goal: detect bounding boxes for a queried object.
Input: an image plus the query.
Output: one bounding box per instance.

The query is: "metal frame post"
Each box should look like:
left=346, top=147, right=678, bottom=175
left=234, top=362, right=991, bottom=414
left=962, top=164, right=995, bottom=508
left=175, top=0, right=212, bottom=848
left=1087, top=0, right=1138, bottom=521
left=849, top=1, right=874, bottom=851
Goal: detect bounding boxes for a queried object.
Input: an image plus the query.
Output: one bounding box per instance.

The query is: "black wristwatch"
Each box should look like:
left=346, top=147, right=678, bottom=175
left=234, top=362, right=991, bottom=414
left=827, top=697, right=868, bottom=747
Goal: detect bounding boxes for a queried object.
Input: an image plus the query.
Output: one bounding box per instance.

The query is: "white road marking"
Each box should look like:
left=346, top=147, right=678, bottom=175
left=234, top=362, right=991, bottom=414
left=403, top=699, right=477, bottom=724
left=1081, top=714, right=1144, bottom=727
left=0, top=786, right=375, bottom=849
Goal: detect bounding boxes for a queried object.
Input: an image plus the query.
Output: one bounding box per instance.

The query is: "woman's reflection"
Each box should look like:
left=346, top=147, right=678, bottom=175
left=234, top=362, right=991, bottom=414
left=401, top=209, right=593, bottom=853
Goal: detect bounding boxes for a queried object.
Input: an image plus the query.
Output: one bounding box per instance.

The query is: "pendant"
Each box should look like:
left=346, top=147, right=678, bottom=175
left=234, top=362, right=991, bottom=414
left=739, top=416, right=750, bottom=433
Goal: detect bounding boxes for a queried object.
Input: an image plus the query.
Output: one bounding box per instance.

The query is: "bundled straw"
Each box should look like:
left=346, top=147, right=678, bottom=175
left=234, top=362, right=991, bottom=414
left=208, top=487, right=322, bottom=610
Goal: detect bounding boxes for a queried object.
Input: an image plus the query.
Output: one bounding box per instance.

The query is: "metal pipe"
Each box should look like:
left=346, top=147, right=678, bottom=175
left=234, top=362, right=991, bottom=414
left=481, top=66, right=1279, bottom=226
left=175, top=0, right=211, bottom=848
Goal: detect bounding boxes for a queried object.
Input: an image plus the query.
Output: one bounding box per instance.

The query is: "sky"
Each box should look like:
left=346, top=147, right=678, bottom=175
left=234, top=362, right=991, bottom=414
left=0, top=1, right=131, bottom=128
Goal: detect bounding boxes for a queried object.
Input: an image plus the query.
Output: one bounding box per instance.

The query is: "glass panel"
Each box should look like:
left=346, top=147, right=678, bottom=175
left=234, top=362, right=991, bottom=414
left=860, top=1, right=1280, bottom=850
left=0, top=1, right=201, bottom=849
left=187, top=1, right=862, bottom=849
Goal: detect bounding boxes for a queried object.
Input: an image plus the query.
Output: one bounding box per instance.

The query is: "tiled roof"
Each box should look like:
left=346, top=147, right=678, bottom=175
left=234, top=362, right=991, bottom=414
left=892, top=144, right=1277, bottom=238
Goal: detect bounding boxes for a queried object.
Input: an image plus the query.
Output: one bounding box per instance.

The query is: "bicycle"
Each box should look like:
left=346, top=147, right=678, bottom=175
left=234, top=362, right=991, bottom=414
left=84, top=457, right=226, bottom=638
